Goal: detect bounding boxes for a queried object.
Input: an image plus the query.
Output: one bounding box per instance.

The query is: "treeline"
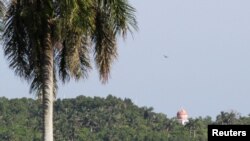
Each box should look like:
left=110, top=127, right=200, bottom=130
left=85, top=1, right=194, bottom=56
left=0, top=95, right=249, bottom=141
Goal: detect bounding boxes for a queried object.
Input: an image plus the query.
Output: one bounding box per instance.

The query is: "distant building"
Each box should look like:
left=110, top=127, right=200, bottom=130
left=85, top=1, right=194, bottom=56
left=177, top=108, right=189, bottom=125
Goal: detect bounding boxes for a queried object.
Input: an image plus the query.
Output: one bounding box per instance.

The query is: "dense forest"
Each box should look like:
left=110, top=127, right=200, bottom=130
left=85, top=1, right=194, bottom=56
left=0, top=95, right=249, bottom=141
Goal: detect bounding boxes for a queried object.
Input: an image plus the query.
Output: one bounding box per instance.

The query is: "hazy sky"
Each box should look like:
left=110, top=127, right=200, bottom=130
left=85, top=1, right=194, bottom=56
left=1, top=0, right=250, bottom=119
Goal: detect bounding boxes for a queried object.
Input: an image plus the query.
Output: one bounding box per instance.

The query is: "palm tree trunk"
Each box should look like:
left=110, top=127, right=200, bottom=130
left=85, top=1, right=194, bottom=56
left=42, top=31, right=54, bottom=141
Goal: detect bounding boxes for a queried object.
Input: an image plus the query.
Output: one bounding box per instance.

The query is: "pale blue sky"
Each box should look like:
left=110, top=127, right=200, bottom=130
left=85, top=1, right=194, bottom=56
left=1, top=0, right=250, bottom=119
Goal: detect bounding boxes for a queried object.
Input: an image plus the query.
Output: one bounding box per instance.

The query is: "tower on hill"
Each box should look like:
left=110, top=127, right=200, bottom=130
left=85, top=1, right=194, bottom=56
left=177, top=108, right=189, bottom=125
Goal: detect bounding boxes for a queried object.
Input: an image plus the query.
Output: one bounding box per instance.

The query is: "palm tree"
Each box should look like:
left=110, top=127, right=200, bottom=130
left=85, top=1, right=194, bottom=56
left=2, top=0, right=137, bottom=141
left=216, top=111, right=239, bottom=125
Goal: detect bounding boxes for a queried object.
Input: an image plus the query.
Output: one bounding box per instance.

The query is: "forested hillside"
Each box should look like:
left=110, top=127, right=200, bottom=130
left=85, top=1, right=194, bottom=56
left=0, top=95, right=249, bottom=141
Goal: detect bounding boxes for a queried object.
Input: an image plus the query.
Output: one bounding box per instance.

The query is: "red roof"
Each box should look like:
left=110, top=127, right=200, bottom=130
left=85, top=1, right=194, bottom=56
left=177, top=109, right=188, bottom=119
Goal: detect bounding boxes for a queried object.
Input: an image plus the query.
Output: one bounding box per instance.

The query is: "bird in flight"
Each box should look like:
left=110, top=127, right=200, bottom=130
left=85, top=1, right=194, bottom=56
left=163, top=55, right=168, bottom=58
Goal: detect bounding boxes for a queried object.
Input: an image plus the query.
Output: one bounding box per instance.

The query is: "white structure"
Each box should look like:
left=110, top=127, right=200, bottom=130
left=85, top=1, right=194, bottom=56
left=177, top=108, right=189, bottom=125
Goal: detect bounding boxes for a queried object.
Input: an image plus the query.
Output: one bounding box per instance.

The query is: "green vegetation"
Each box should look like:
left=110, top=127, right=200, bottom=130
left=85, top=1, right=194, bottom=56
left=0, top=95, right=249, bottom=141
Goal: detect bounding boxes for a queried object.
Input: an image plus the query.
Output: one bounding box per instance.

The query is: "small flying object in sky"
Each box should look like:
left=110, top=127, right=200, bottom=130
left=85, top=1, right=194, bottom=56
left=163, top=55, right=168, bottom=58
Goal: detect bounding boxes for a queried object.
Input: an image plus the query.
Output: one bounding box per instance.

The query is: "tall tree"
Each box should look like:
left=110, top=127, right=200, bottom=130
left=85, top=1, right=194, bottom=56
left=216, top=111, right=239, bottom=125
left=2, top=0, right=137, bottom=141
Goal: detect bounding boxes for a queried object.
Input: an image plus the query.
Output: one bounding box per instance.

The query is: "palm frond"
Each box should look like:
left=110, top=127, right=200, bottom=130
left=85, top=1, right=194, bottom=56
left=91, top=0, right=137, bottom=83
left=0, top=0, right=7, bottom=31
left=56, top=32, right=91, bottom=83
left=92, top=9, right=117, bottom=83
left=3, top=0, right=55, bottom=95
left=3, top=0, right=138, bottom=94
left=104, top=0, right=138, bottom=37
left=3, top=0, right=31, bottom=79
left=55, top=0, right=93, bottom=83
left=0, top=0, right=8, bottom=17
left=30, top=72, right=43, bottom=98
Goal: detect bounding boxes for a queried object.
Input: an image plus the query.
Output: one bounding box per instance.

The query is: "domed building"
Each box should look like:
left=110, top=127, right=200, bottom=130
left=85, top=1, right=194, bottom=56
left=177, top=108, right=189, bottom=125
